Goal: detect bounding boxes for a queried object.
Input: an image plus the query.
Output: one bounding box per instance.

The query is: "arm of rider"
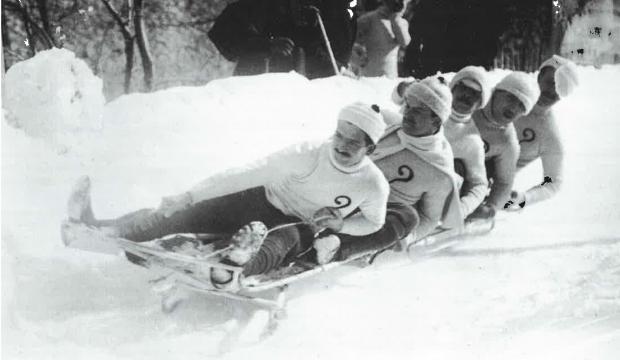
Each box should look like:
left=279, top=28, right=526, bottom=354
left=311, top=207, right=344, bottom=234
left=157, top=141, right=319, bottom=218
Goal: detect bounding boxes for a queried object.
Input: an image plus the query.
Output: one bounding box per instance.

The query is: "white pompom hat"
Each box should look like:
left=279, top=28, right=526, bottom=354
left=404, top=75, right=453, bottom=122
left=539, top=55, right=579, bottom=98
left=450, top=66, right=492, bottom=108
left=338, top=102, right=386, bottom=144
left=494, top=72, right=541, bottom=114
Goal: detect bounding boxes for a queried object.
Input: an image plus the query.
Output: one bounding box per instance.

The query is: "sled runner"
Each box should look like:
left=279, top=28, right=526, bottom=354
left=61, top=220, right=376, bottom=333
left=61, top=216, right=493, bottom=335
left=408, top=217, right=495, bottom=255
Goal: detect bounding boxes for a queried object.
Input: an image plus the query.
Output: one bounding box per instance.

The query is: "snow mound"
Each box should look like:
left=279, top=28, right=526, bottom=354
left=2, top=48, right=105, bottom=146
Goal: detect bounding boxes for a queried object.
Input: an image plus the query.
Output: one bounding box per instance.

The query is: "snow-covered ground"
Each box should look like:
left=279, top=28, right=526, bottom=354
left=2, top=49, right=620, bottom=360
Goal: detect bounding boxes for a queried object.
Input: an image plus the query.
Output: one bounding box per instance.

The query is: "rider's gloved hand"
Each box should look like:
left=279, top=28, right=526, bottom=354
left=504, top=190, right=526, bottom=211
left=311, top=206, right=344, bottom=233
left=467, top=203, right=496, bottom=221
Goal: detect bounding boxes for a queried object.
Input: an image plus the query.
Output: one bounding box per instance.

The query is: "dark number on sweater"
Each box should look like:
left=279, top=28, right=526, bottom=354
left=483, top=139, right=490, bottom=153
left=389, top=165, right=414, bottom=184
left=519, top=128, right=536, bottom=144
left=334, top=195, right=352, bottom=209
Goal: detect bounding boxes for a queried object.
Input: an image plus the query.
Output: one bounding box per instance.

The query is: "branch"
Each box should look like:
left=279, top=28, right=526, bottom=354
left=5, top=0, right=56, bottom=49
left=99, top=0, right=132, bottom=39
left=155, top=18, right=217, bottom=28
left=4, top=48, right=29, bottom=61
left=57, top=0, right=80, bottom=22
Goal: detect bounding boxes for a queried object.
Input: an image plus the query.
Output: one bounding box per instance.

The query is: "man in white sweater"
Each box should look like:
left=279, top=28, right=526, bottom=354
left=444, top=66, right=491, bottom=218
left=505, top=55, right=579, bottom=210
left=63, top=102, right=389, bottom=283
left=470, top=72, right=540, bottom=220
left=334, top=76, right=464, bottom=260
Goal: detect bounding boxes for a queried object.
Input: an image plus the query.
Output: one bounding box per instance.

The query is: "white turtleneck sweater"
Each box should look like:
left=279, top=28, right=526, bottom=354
left=188, top=140, right=390, bottom=236
left=472, top=107, right=520, bottom=209
left=444, top=112, right=489, bottom=216
left=514, top=104, right=564, bottom=205
left=371, top=123, right=464, bottom=240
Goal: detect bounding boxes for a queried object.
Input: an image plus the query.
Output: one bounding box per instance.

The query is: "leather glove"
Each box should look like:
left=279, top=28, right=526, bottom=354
left=467, top=203, right=496, bottom=221
left=504, top=190, right=526, bottom=211
left=311, top=207, right=344, bottom=233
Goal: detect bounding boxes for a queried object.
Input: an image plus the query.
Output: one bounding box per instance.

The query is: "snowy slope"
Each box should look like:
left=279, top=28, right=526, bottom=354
left=2, top=50, right=620, bottom=360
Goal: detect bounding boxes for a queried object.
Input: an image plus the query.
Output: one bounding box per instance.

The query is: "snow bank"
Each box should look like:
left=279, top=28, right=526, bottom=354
left=2, top=48, right=105, bottom=148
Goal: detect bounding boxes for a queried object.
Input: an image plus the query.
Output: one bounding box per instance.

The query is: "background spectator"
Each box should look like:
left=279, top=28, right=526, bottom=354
left=353, top=0, right=410, bottom=78
left=208, top=0, right=356, bottom=79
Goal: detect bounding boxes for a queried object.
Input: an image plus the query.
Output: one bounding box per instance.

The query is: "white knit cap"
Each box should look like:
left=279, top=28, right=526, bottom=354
left=404, top=75, right=453, bottom=122
left=450, top=66, right=492, bottom=108
left=539, top=55, right=579, bottom=98
left=494, top=72, right=541, bottom=114
left=338, top=102, right=386, bottom=144
left=554, top=63, right=579, bottom=97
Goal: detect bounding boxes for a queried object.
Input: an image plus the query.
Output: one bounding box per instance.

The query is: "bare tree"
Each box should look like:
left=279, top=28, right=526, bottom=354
left=133, top=0, right=153, bottom=90
left=100, top=0, right=153, bottom=92
left=3, top=0, right=58, bottom=55
left=100, top=0, right=135, bottom=93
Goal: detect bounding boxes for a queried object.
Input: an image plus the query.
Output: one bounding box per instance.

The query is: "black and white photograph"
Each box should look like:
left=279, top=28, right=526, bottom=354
left=2, top=0, right=619, bottom=359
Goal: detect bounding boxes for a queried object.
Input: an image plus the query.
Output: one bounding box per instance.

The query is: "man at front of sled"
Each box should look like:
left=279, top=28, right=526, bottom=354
left=504, top=55, right=579, bottom=212
left=318, top=75, right=465, bottom=262
left=63, top=102, right=389, bottom=288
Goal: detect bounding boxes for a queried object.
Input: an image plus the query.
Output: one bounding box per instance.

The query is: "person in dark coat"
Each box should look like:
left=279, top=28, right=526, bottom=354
left=209, top=0, right=356, bottom=79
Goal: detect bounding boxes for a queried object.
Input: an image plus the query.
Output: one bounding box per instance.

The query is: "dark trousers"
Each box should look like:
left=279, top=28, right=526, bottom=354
left=98, top=187, right=310, bottom=275
left=336, top=202, right=419, bottom=261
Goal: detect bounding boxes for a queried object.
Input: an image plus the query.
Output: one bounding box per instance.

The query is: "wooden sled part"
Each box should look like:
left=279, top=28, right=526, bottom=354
left=408, top=218, right=495, bottom=256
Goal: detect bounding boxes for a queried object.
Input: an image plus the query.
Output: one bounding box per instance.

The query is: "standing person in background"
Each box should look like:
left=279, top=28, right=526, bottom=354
left=352, top=0, right=410, bottom=78
left=208, top=0, right=356, bottom=79
left=470, top=72, right=540, bottom=222
left=444, top=66, right=492, bottom=218
left=505, top=55, right=579, bottom=211
left=402, top=0, right=451, bottom=78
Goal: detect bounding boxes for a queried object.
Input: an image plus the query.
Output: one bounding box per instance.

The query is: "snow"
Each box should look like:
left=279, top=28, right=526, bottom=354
left=3, top=48, right=105, bottom=150
left=2, top=49, right=620, bottom=359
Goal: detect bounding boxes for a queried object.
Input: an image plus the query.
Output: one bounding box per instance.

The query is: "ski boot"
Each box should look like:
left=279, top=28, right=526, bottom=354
left=210, top=221, right=268, bottom=290
left=313, top=235, right=341, bottom=265
left=67, top=175, right=95, bottom=223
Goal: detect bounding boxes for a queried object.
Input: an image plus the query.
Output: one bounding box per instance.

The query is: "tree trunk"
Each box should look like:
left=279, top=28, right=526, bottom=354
left=133, top=0, right=153, bottom=91
left=100, top=0, right=135, bottom=94
left=2, top=10, right=10, bottom=72
left=18, top=1, right=36, bottom=56
left=35, top=0, right=53, bottom=45
left=123, top=37, right=135, bottom=93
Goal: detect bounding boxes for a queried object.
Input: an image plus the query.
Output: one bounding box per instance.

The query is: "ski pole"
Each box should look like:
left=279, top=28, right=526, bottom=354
left=306, top=5, right=340, bottom=76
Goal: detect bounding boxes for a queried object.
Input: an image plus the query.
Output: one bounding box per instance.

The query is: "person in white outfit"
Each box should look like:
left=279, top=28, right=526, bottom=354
left=354, top=0, right=410, bottom=78
left=63, top=102, right=390, bottom=285
left=505, top=55, right=579, bottom=210
left=444, top=66, right=492, bottom=218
